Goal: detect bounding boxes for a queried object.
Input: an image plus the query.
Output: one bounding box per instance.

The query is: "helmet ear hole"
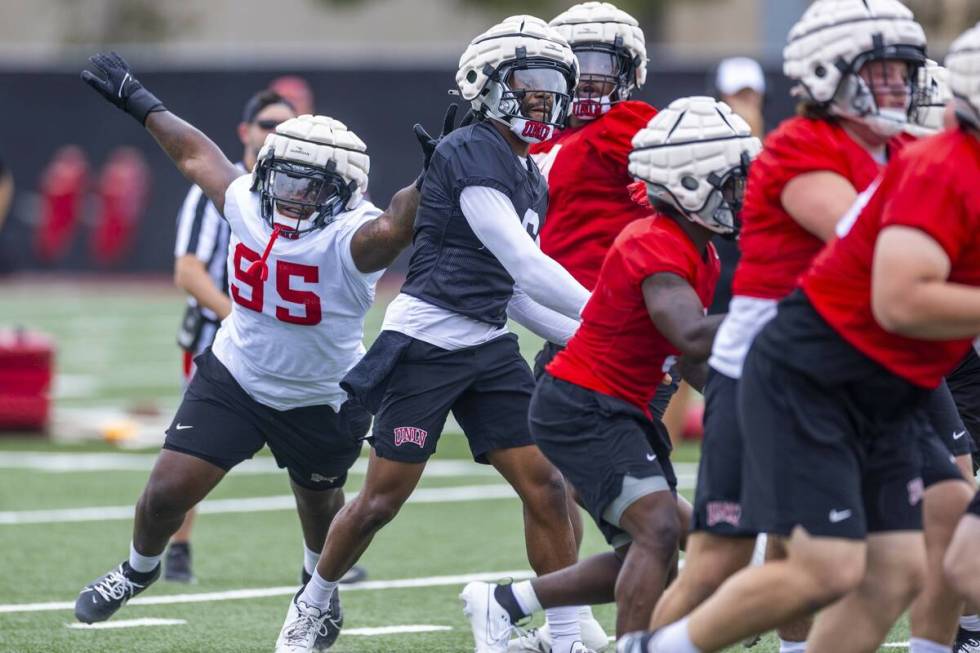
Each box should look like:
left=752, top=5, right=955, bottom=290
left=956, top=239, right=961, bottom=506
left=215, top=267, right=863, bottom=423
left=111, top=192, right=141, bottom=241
left=681, top=176, right=699, bottom=191
left=467, top=70, right=478, bottom=84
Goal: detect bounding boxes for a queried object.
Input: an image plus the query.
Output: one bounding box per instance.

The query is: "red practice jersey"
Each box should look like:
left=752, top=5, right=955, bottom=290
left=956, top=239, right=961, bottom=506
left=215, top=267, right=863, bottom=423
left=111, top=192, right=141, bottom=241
left=530, top=100, right=657, bottom=290
left=733, top=117, right=893, bottom=300
left=803, top=129, right=980, bottom=388
left=548, top=214, right=720, bottom=412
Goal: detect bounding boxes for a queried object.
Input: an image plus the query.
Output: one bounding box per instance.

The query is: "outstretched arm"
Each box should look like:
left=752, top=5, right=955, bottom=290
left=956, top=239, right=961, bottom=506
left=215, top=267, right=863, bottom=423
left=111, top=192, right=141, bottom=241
left=349, top=184, right=420, bottom=273
left=507, top=286, right=580, bottom=345
left=81, top=52, right=239, bottom=213
left=460, top=185, right=590, bottom=320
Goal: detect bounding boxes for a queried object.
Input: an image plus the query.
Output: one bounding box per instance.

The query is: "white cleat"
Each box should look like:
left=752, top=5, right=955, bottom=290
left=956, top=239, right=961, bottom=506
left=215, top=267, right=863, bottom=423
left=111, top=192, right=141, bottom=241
left=461, top=581, right=516, bottom=653
left=569, top=642, right=598, bottom=653
left=507, top=618, right=610, bottom=652
left=275, top=590, right=337, bottom=653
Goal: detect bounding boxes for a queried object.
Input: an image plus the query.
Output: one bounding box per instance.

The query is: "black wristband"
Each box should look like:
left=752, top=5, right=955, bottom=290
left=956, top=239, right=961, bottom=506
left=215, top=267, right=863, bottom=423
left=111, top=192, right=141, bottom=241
left=126, top=87, right=166, bottom=125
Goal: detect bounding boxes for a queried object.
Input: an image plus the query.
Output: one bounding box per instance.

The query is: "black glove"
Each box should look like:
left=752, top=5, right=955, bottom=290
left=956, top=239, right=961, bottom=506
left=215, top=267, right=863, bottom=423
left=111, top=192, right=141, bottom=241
left=413, top=103, right=466, bottom=190
left=81, top=52, right=166, bottom=125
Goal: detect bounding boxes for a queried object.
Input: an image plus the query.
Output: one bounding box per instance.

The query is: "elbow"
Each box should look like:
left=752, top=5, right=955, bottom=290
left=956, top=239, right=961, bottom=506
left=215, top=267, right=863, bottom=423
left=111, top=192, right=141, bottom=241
left=872, top=294, right=920, bottom=336
left=676, top=329, right=714, bottom=362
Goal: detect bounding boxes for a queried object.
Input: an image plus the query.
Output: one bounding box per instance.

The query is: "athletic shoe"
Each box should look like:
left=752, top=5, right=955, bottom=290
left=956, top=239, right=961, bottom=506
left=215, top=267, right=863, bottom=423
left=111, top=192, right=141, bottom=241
left=74, top=561, right=160, bottom=623
left=955, top=627, right=980, bottom=653
left=615, top=632, right=653, bottom=653
left=300, top=565, right=367, bottom=587
left=461, top=581, right=517, bottom=653
left=569, top=642, right=598, bottom=653
left=508, top=618, right=610, bottom=652
left=163, top=542, right=195, bottom=583
left=275, top=588, right=343, bottom=652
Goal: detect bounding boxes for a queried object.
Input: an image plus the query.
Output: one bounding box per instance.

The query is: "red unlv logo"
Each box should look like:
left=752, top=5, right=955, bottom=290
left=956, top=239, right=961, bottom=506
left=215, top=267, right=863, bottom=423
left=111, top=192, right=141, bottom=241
left=521, top=121, right=551, bottom=141
left=393, top=426, right=428, bottom=448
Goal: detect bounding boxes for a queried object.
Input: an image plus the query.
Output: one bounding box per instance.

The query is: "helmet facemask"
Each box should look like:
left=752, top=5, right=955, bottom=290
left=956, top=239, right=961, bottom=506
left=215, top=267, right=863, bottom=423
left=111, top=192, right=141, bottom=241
left=830, top=42, right=925, bottom=137
left=571, top=42, right=636, bottom=120
left=256, top=158, right=354, bottom=238
left=481, top=61, right=574, bottom=143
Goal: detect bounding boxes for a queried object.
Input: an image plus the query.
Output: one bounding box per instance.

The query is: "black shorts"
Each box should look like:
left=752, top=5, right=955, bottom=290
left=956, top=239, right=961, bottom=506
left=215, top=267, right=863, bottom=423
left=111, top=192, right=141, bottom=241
left=529, top=373, right=677, bottom=548
left=692, top=369, right=754, bottom=537
left=968, top=490, right=980, bottom=518
left=163, top=349, right=369, bottom=491
left=927, top=379, right=976, bottom=458
left=533, top=341, right=679, bottom=427
left=738, top=291, right=926, bottom=539
left=947, top=348, right=980, bottom=471
left=356, top=333, right=535, bottom=464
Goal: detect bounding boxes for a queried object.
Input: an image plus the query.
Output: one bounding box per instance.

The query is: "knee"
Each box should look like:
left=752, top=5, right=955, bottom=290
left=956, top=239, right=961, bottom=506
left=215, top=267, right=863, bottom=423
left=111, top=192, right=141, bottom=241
left=351, top=493, right=403, bottom=533
left=139, top=479, right=190, bottom=520
left=801, top=551, right=866, bottom=606
left=520, top=470, right=569, bottom=518
left=629, top=502, right=681, bottom=561
left=944, top=521, right=980, bottom=594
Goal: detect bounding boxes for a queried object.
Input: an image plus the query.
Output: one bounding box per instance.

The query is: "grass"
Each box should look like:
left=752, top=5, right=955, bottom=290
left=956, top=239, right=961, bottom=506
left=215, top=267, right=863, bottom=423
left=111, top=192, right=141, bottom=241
left=0, top=279, right=911, bottom=652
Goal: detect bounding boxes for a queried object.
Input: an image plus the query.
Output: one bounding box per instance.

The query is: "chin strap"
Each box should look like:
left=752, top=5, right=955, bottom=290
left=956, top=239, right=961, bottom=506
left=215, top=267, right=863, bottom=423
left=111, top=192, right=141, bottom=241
left=245, top=225, right=282, bottom=282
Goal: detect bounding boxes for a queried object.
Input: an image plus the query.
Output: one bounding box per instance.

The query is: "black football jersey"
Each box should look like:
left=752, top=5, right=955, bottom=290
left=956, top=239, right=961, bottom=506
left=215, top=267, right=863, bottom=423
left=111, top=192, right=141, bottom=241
left=401, top=120, right=549, bottom=327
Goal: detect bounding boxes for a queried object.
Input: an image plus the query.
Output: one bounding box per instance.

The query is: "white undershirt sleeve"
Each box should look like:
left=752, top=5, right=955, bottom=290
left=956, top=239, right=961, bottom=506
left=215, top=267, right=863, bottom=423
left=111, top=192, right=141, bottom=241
left=507, top=286, right=580, bottom=345
left=459, top=185, right=589, bottom=320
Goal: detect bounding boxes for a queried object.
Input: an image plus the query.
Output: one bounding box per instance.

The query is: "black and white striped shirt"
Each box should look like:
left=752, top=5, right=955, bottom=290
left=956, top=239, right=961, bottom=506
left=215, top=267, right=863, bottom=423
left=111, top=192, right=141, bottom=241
left=173, top=162, right=244, bottom=351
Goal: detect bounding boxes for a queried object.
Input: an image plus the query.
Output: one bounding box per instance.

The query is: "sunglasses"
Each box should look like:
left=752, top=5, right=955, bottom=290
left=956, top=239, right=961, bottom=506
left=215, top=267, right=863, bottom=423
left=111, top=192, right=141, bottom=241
left=254, top=119, right=285, bottom=130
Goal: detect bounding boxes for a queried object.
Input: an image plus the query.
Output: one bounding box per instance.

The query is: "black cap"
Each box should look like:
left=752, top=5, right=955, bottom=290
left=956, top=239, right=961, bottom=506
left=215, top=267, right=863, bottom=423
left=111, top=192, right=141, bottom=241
left=242, top=90, right=294, bottom=124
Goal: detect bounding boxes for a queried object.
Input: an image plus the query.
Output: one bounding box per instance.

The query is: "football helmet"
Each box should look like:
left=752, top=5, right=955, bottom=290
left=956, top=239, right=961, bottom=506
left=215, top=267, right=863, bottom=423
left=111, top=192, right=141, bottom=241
left=549, top=1, right=647, bottom=120
left=783, top=0, right=927, bottom=137
left=456, top=15, right=578, bottom=143
left=629, top=96, right=762, bottom=235
left=251, top=115, right=369, bottom=237
left=907, top=60, right=951, bottom=137
left=946, top=22, right=980, bottom=130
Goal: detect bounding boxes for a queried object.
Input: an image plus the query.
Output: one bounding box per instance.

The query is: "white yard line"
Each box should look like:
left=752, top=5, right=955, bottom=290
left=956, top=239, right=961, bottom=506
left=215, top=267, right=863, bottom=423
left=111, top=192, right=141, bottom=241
left=0, top=484, right=521, bottom=525
left=67, top=618, right=187, bottom=630
left=345, top=625, right=452, bottom=636
left=1, top=570, right=534, bottom=615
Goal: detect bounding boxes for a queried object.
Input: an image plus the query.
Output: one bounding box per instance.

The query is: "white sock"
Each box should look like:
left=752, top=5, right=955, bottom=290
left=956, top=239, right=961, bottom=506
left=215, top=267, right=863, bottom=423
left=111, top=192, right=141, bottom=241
left=909, top=637, right=952, bottom=653
left=303, top=544, right=319, bottom=577
left=651, top=617, right=701, bottom=653
left=577, top=605, right=596, bottom=622
left=961, top=614, right=980, bottom=631
left=128, top=542, right=162, bottom=574
left=511, top=580, right=543, bottom=616
left=546, top=606, right=582, bottom=653
left=298, top=569, right=337, bottom=609
left=779, top=638, right=807, bottom=653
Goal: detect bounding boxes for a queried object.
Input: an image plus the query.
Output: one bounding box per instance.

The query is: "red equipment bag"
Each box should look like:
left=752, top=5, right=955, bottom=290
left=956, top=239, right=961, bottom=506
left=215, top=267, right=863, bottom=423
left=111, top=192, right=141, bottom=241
left=0, top=329, right=54, bottom=433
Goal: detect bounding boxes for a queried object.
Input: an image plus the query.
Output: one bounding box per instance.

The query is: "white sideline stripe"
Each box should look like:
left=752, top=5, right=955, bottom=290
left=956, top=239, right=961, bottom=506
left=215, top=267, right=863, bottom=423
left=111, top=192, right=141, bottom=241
left=0, top=570, right=534, bottom=615
left=0, top=452, right=500, bottom=477
left=67, top=618, right=186, bottom=630
left=0, top=484, right=520, bottom=525
left=345, top=625, right=452, bottom=636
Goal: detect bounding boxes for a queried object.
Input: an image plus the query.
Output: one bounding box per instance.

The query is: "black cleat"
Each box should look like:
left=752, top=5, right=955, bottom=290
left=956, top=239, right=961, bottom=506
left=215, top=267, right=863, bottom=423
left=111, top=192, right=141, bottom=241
left=74, top=562, right=160, bottom=623
left=164, top=542, right=195, bottom=583
left=955, top=626, right=980, bottom=653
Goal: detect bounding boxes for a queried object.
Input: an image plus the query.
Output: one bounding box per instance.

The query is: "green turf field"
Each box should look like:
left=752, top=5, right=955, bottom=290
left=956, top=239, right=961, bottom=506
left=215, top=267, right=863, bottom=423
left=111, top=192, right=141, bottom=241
left=0, top=279, right=911, bottom=652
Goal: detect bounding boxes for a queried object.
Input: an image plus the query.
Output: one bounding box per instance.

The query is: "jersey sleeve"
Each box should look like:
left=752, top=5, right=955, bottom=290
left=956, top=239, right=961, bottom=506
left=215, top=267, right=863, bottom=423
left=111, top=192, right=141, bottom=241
left=769, top=119, right=852, bottom=182
left=619, top=224, right=695, bottom=286
left=880, top=152, right=969, bottom=264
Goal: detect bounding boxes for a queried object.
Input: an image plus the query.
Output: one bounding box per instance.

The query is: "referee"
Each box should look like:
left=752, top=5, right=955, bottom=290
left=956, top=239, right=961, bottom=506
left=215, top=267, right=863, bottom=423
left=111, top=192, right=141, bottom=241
left=167, top=89, right=296, bottom=582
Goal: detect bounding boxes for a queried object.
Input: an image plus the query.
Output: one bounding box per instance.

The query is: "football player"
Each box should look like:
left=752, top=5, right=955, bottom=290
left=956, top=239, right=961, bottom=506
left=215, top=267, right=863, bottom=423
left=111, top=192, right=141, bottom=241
left=515, top=4, right=662, bottom=649
left=167, top=89, right=295, bottom=584
left=620, top=15, right=980, bottom=653
left=638, top=2, right=970, bottom=653
left=281, top=15, right=591, bottom=653
left=462, top=97, right=759, bottom=646
left=74, top=52, right=428, bottom=651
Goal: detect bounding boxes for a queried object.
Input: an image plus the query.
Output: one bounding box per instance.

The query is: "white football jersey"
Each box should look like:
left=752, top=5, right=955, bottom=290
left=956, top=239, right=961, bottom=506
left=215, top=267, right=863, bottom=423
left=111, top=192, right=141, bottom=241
left=211, top=175, right=384, bottom=411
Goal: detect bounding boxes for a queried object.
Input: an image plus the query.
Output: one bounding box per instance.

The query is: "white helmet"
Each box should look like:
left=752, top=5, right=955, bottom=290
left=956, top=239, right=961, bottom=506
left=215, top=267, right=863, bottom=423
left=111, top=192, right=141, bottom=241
left=549, top=2, right=647, bottom=120
left=946, top=22, right=980, bottom=130
left=906, top=61, right=951, bottom=137
left=783, top=0, right=927, bottom=137
left=456, top=15, right=578, bottom=143
left=251, top=114, right=370, bottom=236
left=629, top=96, right=762, bottom=235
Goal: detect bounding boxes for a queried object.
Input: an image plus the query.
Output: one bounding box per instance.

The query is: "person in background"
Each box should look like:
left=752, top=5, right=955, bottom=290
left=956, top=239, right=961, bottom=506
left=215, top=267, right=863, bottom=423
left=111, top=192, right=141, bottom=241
left=0, top=154, right=14, bottom=233
left=269, top=75, right=315, bottom=116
